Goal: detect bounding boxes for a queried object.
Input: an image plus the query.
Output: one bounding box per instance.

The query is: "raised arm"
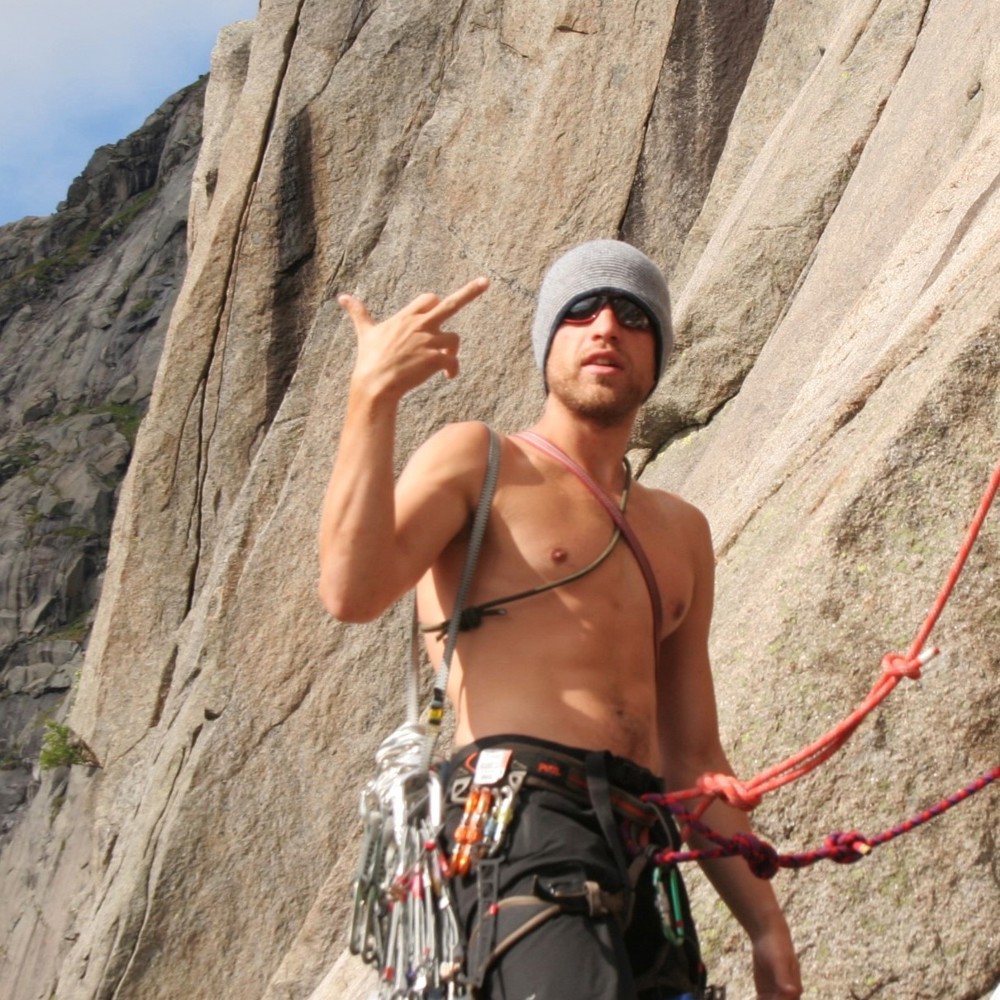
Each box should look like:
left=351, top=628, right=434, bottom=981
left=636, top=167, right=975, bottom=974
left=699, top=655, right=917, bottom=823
left=657, top=504, right=801, bottom=999
left=317, top=278, right=489, bottom=621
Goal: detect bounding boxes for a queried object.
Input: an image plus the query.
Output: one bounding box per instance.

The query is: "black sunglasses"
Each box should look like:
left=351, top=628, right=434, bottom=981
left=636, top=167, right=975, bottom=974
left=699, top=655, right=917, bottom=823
left=562, top=294, right=653, bottom=331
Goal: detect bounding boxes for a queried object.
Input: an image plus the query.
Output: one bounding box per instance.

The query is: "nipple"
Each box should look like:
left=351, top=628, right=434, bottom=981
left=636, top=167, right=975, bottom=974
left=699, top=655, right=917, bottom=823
left=551, top=547, right=568, bottom=564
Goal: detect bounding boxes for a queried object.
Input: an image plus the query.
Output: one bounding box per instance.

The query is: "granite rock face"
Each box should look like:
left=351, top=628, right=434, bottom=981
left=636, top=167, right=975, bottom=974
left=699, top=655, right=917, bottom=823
left=0, top=79, right=208, bottom=852
left=1, top=3, right=998, bottom=1000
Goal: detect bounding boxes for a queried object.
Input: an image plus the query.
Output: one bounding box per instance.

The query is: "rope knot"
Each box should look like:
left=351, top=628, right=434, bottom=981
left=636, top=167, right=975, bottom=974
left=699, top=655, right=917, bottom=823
left=458, top=607, right=485, bottom=631
left=732, top=833, right=780, bottom=879
left=881, top=649, right=933, bottom=681
left=697, top=773, right=762, bottom=811
left=824, top=830, right=872, bottom=864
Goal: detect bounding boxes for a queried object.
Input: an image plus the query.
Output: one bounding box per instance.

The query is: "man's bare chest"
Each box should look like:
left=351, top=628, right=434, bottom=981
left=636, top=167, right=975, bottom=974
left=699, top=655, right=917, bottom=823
left=481, top=481, right=694, bottom=637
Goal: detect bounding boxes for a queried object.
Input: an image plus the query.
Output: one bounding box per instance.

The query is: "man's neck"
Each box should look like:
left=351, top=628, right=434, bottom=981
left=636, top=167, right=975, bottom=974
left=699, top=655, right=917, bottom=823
left=528, top=404, right=636, bottom=494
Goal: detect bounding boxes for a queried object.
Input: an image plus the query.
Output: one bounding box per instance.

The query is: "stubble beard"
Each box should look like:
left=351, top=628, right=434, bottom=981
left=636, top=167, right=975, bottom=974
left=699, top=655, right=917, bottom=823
left=547, top=370, right=646, bottom=429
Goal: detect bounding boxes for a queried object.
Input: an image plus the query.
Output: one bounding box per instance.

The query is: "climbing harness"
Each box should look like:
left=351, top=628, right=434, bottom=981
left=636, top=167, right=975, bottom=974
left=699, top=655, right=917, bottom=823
left=637, top=460, right=1000, bottom=877
left=444, top=737, right=718, bottom=998
left=349, top=425, right=501, bottom=999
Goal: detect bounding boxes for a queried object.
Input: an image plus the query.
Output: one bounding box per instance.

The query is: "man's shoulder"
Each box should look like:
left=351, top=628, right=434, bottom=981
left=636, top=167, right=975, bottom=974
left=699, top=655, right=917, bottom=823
left=405, top=421, right=495, bottom=487
left=422, top=419, right=494, bottom=454
left=641, top=482, right=709, bottom=526
left=638, top=483, right=714, bottom=553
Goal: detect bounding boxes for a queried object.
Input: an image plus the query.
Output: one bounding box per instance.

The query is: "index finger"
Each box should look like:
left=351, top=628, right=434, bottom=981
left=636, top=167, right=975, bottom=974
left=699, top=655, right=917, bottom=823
left=423, top=277, right=490, bottom=325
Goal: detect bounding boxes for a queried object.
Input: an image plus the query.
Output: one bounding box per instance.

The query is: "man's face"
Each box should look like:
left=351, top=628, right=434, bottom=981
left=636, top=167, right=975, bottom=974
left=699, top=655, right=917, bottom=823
left=544, top=302, right=656, bottom=426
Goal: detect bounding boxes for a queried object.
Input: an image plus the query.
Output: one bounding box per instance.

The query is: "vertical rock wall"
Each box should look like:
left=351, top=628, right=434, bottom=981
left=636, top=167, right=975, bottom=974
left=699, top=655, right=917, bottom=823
left=1, top=1, right=997, bottom=998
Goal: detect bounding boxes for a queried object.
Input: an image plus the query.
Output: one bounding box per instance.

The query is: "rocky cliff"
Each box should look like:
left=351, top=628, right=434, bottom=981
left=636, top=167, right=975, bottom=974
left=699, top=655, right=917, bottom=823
left=0, top=77, right=207, bottom=843
left=1, top=3, right=998, bottom=999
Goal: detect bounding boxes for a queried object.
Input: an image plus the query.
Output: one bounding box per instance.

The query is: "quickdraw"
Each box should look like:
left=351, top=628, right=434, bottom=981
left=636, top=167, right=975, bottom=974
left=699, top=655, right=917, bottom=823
left=349, top=724, right=467, bottom=997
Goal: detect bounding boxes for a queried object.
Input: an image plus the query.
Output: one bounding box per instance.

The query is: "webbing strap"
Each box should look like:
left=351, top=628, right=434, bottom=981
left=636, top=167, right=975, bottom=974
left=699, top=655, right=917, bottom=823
left=414, top=424, right=501, bottom=766
left=467, top=858, right=502, bottom=988
left=514, top=430, right=663, bottom=658
left=586, top=750, right=640, bottom=928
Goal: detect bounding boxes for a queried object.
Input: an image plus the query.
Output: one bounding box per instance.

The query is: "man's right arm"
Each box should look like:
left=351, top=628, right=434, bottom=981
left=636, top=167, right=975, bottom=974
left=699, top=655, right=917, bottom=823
left=317, top=279, right=489, bottom=621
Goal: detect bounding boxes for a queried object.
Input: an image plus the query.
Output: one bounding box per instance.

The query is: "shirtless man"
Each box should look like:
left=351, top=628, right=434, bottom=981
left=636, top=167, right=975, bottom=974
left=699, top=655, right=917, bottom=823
left=319, top=241, right=801, bottom=999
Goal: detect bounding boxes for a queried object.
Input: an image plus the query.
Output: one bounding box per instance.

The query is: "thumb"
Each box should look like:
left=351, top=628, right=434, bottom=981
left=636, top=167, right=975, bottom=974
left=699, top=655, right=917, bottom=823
left=337, top=293, right=374, bottom=333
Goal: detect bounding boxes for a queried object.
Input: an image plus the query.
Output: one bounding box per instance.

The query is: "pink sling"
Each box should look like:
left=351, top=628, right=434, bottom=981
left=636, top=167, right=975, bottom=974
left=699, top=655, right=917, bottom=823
left=514, top=431, right=663, bottom=660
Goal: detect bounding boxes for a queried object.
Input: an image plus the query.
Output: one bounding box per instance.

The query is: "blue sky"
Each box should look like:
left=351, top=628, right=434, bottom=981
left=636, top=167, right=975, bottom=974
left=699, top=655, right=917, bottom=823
left=0, top=0, right=260, bottom=226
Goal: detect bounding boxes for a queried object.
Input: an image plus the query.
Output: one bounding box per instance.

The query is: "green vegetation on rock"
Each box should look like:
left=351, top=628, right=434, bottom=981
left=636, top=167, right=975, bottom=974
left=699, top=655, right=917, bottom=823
left=38, top=721, right=99, bottom=770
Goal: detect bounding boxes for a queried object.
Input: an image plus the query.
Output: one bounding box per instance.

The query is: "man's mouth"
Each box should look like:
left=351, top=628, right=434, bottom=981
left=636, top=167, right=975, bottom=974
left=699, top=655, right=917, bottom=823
left=582, top=351, right=623, bottom=372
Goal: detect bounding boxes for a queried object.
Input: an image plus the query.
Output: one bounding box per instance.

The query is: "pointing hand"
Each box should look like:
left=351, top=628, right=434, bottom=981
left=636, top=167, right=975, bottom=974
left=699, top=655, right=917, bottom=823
left=339, top=277, right=490, bottom=403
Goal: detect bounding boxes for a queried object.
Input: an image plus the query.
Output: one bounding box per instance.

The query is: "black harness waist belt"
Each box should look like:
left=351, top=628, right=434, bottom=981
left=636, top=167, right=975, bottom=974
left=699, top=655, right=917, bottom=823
left=445, top=734, right=663, bottom=827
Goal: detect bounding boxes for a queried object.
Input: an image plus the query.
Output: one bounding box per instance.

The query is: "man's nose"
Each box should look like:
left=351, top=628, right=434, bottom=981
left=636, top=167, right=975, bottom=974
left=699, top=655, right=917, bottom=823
left=590, top=305, right=620, bottom=336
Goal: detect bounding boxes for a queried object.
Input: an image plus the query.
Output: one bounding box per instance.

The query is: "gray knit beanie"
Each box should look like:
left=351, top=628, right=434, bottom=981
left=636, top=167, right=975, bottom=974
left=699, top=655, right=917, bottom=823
left=531, top=239, right=673, bottom=387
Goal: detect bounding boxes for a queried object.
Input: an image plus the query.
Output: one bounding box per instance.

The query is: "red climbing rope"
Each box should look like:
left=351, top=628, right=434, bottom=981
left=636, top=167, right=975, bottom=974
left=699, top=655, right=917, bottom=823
left=651, top=767, right=1000, bottom=876
left=643, top=460, right=1000, bottom=868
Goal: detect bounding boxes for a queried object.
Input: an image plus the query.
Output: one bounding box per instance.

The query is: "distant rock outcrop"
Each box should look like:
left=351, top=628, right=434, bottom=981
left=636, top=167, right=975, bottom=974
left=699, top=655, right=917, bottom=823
left=1, top=4, right=998, bottom=1000
left=0, top=79, right=206, bottom=842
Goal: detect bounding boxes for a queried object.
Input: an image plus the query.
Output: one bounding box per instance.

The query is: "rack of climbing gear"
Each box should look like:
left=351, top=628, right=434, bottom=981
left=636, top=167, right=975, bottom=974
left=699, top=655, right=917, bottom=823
left=639, top=460, right=1000, bottom=876
left=449, top=776, right=517, bottom=877
left=349, top=427, right=501, bottom=999
left=351, top=727, right=466, bottom=991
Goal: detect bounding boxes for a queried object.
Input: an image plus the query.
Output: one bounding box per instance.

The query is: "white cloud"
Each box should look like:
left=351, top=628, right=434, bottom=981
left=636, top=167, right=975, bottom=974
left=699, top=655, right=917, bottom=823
left=0, top=0, right=259, bottom=224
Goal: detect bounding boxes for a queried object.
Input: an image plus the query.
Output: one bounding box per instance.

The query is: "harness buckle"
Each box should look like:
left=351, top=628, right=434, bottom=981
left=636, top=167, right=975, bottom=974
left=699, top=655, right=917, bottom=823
left=533, top=875, right=626, bottom=920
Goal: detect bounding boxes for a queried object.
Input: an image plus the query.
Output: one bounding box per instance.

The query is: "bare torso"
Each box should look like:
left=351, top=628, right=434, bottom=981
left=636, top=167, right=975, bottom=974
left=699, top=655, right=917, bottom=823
left=320, top=275, right=801, bottom=995
left=416, top=434, right=698, bottom=773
